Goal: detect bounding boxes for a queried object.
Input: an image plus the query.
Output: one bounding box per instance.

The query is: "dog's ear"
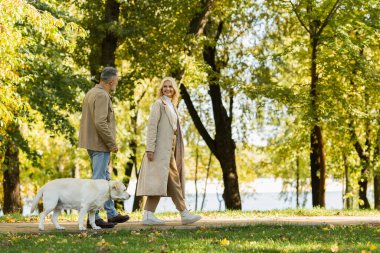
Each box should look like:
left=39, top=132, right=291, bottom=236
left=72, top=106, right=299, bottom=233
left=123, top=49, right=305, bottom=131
left=110, top=180, right=118, bottom=191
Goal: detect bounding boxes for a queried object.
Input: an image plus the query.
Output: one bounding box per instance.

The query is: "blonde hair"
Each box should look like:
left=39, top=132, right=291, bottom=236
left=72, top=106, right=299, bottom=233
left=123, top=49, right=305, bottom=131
left=157, top=77, right=179, bottom=105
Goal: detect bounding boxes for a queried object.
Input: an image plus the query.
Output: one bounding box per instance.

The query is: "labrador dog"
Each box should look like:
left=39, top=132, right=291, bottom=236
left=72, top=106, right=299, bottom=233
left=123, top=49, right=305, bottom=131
left=31, top=178, right=130, bottom=231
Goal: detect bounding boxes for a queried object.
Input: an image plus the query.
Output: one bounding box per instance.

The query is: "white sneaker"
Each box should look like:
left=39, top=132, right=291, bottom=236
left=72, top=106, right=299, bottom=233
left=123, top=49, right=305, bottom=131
left=142, top=211, right=165, bottom=225
left=180, top=210, right=202, bottom=225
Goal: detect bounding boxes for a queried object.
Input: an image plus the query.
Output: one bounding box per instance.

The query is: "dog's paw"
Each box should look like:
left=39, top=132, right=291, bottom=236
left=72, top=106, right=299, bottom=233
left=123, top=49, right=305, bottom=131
left=79, top=226, right=87, bottom=231
left=56, top=226, right=65, bottom=230
left=92, top=226, right=102, bottom=230
left=38, top=226, right=45, bottom=231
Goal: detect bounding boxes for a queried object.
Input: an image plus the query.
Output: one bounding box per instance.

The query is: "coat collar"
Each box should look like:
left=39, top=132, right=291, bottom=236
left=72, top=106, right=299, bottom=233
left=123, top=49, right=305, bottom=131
left=95, top=84, right=112, bottom=98
left=160, top=97, right=177, bottom=130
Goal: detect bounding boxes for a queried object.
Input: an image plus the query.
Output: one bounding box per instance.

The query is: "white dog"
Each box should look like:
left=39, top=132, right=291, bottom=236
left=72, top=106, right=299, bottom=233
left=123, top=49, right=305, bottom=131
left=31, top=178, right=130, bottom=231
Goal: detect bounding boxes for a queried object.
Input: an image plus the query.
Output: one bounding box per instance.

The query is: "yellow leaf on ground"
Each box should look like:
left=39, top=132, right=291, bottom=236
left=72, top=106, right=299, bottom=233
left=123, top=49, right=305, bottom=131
left=220, top=238, right=230, bottom=246
left=96, top=239, right=110, bottom=246
left=367, top=242, right=377, bottom=251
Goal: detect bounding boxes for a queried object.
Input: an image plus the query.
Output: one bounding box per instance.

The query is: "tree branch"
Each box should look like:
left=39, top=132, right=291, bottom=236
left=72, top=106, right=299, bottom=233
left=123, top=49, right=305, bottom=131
left=180, top=84, right=217, bottom=155
left=215, top=20, right=224, bottom=42
left=188, top=0, right=214, bottom=37
left=349, top=119, right=368, bottom=162
left=316, top=0, right=342, bottom=37
left=229, top=88, right=233, bottom=125
left=289, top=0, right=311, bottom=34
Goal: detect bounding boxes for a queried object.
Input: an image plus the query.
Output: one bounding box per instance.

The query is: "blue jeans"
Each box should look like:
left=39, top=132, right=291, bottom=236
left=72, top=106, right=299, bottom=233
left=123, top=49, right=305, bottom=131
left=87, top=150, right=118, bottom=220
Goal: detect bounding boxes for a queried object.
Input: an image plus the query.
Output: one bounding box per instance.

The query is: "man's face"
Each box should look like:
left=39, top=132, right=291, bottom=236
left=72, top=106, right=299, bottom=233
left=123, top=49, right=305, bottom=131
left=109, top=76, right=119, bottom=92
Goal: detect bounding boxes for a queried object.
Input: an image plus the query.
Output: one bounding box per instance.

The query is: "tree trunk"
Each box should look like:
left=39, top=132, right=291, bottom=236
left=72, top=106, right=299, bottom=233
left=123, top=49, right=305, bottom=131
left=374, top=118, right=380, bottom=210
left=310, top=125, right=326, bottom=207
left=101, top=0, right=119, bottom=67
left=132, top=168, right=144, bottom=211
left=179, top=15, right=241, bottom=209
left=309, top=36, right=326, bottom=207
left=358, top=168, right=371, bottom=209
left=296, top=156, right=300, bottom=208
left=199, top=20, right=241, bottom=210
left=130, top=88, right=147, bottom=212
left=194, top=136, right=200, bottom=211
left=342, top=152, right=353, bottom=209
left=89, top=0, right=120, bottom=77
left=292, top=0, right=342, bottom=209
left=374, top=174, right=380, bottom=210
left=131, top=91, right=145, bottom=212
left=3, top=124, right=22, bottom=214
left=201, top=152, right=212, bottom=211
left=348, top=118, right=371, bottom=209
left=130, top=128, right=144, bottom=212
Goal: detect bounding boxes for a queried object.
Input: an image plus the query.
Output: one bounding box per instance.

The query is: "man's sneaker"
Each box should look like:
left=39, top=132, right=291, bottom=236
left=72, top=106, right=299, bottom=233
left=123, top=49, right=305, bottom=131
left=180, top=210, right=202, bottom=225
left=108, top=214, right=130, bottom=223
left=142, top=211, right=165, bottom=225
left=87, top=218, right=116, bottom=229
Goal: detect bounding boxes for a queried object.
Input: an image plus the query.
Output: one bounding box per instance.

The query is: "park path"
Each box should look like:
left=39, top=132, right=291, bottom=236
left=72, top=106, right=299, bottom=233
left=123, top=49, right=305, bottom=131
left=0, top=216, right=379, bottom=234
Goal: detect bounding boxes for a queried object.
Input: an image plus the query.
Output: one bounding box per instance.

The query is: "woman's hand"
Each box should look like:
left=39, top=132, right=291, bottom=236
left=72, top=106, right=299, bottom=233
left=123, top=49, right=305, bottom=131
left=147, top=151, right=154, bottom=161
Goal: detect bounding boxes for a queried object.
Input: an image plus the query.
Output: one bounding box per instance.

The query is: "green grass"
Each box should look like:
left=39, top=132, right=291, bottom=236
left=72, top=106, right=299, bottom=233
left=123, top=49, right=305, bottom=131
left=0, top=224, right=379, bottom=252
left=1, top=208, right=379, bottom=223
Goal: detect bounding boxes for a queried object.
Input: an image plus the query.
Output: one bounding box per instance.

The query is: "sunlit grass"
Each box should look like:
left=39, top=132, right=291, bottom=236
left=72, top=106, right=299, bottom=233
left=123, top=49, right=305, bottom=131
left=0, top=208, right=378, bottom=223
left=0, top=224, right=379, bottom=252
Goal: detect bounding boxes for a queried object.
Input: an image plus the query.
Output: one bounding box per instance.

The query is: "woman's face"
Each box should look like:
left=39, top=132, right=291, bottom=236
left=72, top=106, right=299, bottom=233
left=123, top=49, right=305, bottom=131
left=162, top=80, right=175, bottom=98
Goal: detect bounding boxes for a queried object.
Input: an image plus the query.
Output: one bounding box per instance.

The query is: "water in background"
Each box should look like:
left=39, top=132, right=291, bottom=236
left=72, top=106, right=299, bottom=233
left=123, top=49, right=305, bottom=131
left=123, top=178, right=373, bottom=213
left=16, top=178, right=374, bottom=215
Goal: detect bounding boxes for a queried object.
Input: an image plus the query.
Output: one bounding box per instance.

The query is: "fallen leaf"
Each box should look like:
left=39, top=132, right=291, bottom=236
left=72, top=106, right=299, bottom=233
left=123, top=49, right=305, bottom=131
left=331, top=244, right=339, bottom=252
left=96, top=239, right=110, bottom=247
left=160, top=244, right=168, bottom=253
left=148, top=236, right=156, bottom=243
left=220, top=238, right=230, bottom=246
left=367, top=241, right=377, bottom=251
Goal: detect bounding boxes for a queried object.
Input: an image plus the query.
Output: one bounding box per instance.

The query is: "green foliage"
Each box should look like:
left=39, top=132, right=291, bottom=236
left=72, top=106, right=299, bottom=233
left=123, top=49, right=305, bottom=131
left=1, top=0, right=380, bottom=211
left=243, top=0, right=380, bottom=207
left=0, top=0, right=91, bottom=201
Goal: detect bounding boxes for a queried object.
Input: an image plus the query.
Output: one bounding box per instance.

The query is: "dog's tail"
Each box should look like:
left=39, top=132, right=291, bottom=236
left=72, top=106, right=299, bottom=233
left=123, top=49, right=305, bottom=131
left=30, top=186, right=45, bottom=213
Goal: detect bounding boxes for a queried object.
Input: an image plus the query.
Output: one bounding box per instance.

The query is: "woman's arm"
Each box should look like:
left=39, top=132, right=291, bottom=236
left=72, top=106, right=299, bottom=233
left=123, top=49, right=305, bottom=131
left=146, top=100, right=161, bottom=160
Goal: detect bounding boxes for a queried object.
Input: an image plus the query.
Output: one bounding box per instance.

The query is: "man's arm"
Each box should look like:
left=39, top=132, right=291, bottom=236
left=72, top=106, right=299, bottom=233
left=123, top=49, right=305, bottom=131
left=94, top=93, right=118, bottom=152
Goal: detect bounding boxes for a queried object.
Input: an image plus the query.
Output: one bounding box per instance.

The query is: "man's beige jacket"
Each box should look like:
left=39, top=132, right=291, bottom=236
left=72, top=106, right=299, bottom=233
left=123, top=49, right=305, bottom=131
left=78, top=84, right=117, bottom=152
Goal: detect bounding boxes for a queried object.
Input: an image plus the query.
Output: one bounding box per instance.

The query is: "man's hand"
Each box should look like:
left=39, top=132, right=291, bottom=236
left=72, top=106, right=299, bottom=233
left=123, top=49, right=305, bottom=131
left=111, top=146, right=119, bottom=153
left=147, top=151, right=154, bottom=161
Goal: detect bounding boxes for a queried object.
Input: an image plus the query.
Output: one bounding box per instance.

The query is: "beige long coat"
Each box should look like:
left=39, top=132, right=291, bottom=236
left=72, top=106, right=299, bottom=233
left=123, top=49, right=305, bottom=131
left=136, top=97, right=185, bottom=196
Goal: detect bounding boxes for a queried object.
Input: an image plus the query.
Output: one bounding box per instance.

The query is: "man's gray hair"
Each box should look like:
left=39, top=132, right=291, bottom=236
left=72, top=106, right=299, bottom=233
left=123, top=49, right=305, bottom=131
left=100, top=67, right=118, bottom=83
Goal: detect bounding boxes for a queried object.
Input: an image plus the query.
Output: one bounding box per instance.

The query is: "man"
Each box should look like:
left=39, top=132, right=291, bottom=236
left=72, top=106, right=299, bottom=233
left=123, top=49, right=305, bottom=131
left=79, top=67, right=129, bottom=228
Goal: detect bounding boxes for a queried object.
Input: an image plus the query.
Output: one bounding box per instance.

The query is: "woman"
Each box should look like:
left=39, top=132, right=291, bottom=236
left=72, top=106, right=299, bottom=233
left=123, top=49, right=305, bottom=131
left=136, top=77, right=202, bottom=225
